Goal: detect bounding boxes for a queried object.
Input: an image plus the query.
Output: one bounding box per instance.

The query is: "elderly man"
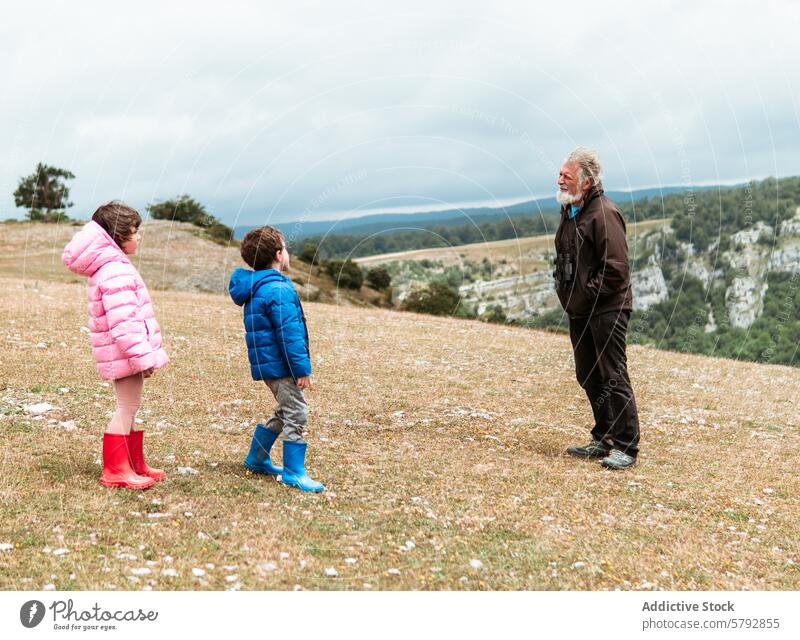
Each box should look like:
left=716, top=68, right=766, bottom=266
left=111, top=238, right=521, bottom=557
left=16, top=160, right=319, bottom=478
left=552, top=147, right=640, bottom=469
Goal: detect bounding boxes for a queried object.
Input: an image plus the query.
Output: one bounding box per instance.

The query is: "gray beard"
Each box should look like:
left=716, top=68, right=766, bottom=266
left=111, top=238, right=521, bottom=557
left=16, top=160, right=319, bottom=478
left=556, top=189, right=583, bottom=206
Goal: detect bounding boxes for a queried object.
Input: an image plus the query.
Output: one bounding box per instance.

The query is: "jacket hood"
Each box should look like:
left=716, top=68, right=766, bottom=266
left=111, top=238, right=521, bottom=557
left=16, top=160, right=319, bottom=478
left=62, top=220, right=130, bottom=276
left=584, top=184, right=604, bottom=205
left=229, top=267, right=287, bottom=306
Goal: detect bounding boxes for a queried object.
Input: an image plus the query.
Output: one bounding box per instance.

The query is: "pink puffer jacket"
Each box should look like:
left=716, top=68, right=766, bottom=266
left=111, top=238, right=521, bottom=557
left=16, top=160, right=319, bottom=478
left=62, top=221, right=169, bottom=380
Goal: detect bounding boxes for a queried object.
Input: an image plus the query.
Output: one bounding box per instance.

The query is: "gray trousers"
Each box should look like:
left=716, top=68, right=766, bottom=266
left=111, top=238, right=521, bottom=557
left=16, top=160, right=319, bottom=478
left=263, top=376, right=307, bottom=442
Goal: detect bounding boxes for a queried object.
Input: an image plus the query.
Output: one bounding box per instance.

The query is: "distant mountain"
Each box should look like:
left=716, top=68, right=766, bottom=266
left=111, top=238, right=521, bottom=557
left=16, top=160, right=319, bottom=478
left=234, top=185, right=729, bottom=242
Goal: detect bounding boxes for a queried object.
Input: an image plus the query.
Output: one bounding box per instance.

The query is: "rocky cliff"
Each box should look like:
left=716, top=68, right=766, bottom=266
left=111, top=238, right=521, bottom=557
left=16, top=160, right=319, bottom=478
left=379, top=207, right=800, bottom=334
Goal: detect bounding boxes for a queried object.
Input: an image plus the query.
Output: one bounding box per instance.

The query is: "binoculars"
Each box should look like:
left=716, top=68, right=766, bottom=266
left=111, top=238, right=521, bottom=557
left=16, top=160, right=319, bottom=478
left=552, top=252, right=575, bottom=287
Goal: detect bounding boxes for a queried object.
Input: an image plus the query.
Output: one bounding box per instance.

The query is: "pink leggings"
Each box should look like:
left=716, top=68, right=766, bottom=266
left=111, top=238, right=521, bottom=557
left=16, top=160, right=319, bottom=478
left=106, top=373, right=144, bottom=434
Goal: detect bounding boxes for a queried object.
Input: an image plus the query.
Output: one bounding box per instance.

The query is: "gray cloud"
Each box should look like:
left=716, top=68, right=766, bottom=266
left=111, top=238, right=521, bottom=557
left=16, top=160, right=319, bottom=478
left=1, top=0, right=797, bottom=226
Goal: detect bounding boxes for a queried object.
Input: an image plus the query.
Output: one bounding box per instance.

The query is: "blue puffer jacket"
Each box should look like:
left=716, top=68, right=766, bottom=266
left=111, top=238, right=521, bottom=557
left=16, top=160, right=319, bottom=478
left=229, top=268, right=312, bottom=381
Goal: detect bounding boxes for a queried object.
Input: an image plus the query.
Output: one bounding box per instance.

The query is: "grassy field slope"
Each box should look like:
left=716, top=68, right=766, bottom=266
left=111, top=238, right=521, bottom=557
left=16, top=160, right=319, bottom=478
left=0, top=220, right=383, bottom=306
left=1, top=271, right=798, bottom=590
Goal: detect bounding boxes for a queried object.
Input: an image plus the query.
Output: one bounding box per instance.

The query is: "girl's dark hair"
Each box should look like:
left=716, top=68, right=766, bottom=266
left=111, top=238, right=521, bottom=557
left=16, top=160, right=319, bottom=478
left=92, top=201, right=142, bottom=248
left=240, top=226, right=284, bottom=270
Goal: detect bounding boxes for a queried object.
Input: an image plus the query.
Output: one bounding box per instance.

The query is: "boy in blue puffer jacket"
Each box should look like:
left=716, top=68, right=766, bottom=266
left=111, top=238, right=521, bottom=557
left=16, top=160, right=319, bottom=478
left=229, top=226, right=324, bottom=492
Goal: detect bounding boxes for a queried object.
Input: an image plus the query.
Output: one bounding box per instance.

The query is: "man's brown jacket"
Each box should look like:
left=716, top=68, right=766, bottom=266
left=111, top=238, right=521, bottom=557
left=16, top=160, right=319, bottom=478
left=553, top=185, right=633, bottom=319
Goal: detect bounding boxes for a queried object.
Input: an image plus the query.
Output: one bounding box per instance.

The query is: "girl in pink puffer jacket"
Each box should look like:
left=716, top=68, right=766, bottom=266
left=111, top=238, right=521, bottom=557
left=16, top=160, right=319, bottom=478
left=62, top=201, right=169, bottom=490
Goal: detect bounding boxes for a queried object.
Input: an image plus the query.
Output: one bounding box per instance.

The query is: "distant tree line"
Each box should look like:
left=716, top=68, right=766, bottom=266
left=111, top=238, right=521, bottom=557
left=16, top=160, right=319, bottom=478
left=297, top=177, right=800, bottom=261
left=298, top=211, right=562, bottom=260
left=670, top=176, right=800, bottom=253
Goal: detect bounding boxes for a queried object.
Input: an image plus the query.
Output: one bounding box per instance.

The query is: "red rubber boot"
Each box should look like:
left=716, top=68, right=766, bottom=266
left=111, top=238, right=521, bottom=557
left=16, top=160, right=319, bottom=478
left=100, top=433, right=154, bottom=490
left=128, top=430, right=166, bottom=481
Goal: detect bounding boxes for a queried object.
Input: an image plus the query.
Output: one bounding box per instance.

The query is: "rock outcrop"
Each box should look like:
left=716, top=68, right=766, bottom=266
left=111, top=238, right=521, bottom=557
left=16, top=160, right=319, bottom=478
left=631, top=263, right=668, bottom=311
left=725, top=276, right=769, bottom=329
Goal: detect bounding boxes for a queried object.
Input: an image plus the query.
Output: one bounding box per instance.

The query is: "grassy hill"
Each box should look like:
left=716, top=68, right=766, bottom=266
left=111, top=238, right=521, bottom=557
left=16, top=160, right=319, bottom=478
left=0, top=240, right=798, bottom=589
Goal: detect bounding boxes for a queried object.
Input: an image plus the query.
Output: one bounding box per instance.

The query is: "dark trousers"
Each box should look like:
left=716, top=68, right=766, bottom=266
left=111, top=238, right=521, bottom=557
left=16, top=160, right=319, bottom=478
left=569, top=310, right=640, bottom=456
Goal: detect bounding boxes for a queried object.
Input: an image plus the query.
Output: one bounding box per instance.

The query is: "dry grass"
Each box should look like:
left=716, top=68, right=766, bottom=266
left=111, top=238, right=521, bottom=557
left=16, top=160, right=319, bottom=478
left=0, top=220, right=238, bottom=290
left=1, top=269, right=799, bottom=591
left=0, top=220, right=365, bottom=306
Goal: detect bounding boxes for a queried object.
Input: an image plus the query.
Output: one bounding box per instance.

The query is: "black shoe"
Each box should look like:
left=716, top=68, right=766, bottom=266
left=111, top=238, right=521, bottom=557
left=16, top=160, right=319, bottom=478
left=566, top=440, right=611, bottom=459
left=600, top=449, right=636, bottom=470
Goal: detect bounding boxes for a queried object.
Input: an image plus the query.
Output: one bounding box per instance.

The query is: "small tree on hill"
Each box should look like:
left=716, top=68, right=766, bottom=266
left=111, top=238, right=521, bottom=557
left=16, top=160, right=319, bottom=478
left=147, top=194, right=215, bottom=227
left=402, top=282, right=462, bottom=316
left=325, top=259, right=364, bottom=289
left=480, top=304, right=507, bottom=324
left=14, top=163, right=75, bottom=222
left=299, top=242, right=321, bottom=265
left=146, top=195, right=233, bottom=245
left=366, top=266, right=392, bottom=290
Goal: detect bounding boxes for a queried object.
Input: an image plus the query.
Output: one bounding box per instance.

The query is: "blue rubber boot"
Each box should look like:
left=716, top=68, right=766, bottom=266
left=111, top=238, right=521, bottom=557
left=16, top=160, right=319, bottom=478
left=244, top=425, right=283, bottom=476
left=280, top=441, right=324, bottom=493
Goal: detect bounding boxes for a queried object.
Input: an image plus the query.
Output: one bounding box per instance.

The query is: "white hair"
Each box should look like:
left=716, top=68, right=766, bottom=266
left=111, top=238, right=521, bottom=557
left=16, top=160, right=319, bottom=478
left=565, top=147, right=603, bottom=189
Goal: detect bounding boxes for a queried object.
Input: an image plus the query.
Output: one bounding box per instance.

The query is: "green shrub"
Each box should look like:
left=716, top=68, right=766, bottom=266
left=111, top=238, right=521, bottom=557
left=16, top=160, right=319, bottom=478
left=299, top=243, right=320, bottom=265
left=366, top=266, right=392, bottom=290
left=147, top=195, right=215, bottom=227
left=480, top=305, right=507, bottom=324
left=402, top=282, right=462, bottom=316
left=325, top=259, right=364, bottom=289
left=204, top=222, right=234, bottom=245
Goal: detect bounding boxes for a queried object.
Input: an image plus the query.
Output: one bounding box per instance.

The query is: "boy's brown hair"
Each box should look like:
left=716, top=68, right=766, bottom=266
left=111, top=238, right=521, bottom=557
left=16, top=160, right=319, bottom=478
left=240, top=226, right=284, bottom=270
left=92, top=201, right=142, bottom=248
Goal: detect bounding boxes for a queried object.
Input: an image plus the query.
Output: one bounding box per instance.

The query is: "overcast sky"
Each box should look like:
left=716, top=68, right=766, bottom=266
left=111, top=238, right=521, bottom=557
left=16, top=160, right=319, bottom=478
left=1, top=0, right=798, bottom=227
